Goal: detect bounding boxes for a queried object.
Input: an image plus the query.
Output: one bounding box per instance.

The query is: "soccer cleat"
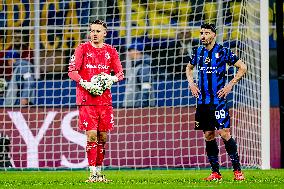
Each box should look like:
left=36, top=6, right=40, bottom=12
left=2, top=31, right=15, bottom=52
left=234, top=170, right=245, bottom=181
left=203, top=172, right=222, bottom=181
left=85, top=173, right=112, bottom=183
left=85, top=174, right=99, bottom=183
left=96, top=173, right=112, bottom=183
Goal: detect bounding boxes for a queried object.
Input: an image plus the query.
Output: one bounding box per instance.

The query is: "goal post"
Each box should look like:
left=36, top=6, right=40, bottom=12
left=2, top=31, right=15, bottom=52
left=260, top=0, right=270, bottom=170
left=0, top=0, right=270, bottom=170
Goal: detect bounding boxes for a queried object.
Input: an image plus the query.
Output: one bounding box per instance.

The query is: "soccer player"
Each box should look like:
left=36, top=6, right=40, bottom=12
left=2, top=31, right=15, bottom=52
left=186, top=23, right=247, bottom=181
left=68, top=20, right=124, bottom=182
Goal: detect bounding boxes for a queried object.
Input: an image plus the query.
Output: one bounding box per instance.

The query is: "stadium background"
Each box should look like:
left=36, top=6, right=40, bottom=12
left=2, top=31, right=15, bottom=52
left=0, top=0, right=280, bottom=169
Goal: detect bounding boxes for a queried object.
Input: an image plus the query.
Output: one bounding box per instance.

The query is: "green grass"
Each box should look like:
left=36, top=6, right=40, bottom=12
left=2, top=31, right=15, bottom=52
left=0, top=169, right=284, bottom=188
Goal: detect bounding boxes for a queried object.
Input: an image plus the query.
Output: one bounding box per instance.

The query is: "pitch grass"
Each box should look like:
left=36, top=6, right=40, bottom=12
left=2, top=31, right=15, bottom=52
left=0, top=169, right=284, bottom=189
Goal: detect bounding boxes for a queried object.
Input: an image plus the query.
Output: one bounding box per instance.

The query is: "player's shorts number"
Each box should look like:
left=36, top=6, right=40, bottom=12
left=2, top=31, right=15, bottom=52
left=110, top=114, right=114, bottom=124
left=215, top=109, right=226, bottom=119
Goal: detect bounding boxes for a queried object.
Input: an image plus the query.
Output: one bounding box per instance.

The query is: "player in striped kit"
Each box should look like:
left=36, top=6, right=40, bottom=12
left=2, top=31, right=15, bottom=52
left=186, top=23, right=247, bottom=181
left=68, top=20, right=124, bottom=182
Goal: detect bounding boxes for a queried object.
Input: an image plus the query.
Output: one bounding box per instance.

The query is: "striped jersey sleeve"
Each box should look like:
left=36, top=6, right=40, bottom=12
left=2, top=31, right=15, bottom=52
left=225, top=48, right=239, bottom=66
left=189, top=47, right=199, bottom=66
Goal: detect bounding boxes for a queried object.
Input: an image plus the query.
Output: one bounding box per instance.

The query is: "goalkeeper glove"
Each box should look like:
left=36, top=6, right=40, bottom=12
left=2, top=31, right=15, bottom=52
left=79, top=79, right=92, bottom=90
left=79, top=79, right=104, bottom=96
left=109, top=75, right=118, bottom=82
left=91, top=74, right=113, bottom=90
left=100, top=72, right=118, bottom=82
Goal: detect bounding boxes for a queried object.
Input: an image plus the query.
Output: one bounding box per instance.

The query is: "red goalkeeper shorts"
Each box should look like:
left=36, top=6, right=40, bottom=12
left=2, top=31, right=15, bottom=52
left=78, top=105, right=114, bottom=131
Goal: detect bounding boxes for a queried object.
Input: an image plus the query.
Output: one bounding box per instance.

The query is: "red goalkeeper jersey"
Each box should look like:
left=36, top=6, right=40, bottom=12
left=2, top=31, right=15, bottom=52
left=68, top=42, right=123, bottom=106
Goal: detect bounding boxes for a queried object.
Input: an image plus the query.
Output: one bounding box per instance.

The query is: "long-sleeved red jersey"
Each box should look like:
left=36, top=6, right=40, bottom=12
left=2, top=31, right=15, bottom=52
left=68, top=42, right=124, bottom=106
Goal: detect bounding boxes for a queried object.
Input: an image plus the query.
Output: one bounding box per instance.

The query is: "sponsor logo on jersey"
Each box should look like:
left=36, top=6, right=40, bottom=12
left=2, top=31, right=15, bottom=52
left=199, top=66, right=217, bottom=74
left=86, top=64, right=110, bottom=69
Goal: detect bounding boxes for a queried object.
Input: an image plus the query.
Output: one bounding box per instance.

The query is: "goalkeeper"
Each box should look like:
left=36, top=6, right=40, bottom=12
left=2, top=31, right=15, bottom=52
left=68, top=20, right=124, bottom=182
left=186, top=23, right=247, bottom=181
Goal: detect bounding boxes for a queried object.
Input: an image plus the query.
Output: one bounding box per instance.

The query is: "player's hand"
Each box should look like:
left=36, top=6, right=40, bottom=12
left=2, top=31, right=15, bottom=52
left=79, top=79, right=92, bottom=90
left=217, top=83, right=233, bottom=98
left=109, top=75, right=118, bottom=82
left=189, top=83, right=200, bottom=98
left=101, top=72, right=118, bottom=82
left=80, top=79, right=104, bottom=95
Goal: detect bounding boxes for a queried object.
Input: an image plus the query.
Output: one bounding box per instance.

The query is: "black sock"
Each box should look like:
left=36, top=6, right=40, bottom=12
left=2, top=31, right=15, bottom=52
left=223, top=137, right=241, bottom=171
left=206, top=139, right=220, bottom=174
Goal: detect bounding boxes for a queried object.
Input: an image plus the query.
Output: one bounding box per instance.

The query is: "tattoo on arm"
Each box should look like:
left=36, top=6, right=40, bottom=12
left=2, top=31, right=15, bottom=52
left=186, top=64, right=195, bottom=86
left=230, top=60, right=247, bottom=85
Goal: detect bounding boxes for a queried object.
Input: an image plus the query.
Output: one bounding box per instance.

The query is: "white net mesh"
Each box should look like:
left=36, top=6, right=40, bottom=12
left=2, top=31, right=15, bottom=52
left=0, top=0, right=263, bottom=169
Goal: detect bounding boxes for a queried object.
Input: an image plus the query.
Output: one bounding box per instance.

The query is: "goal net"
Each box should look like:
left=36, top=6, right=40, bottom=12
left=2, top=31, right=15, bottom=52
left=0, top=0, right=267, bottom=170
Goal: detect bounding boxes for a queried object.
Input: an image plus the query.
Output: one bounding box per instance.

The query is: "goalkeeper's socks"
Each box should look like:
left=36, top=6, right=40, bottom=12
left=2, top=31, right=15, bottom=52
left=96, top=166, right=102, bottom=175
left=97, top=143, right=105, bottom=166
left=89, top=166, right=97, bottom=175
left=86, top=141, right=98, bottom=167
left=206, top=139, right=220, bottom=174
left=89, top=166, right=102, bottom=175
left=223, top=137, right=241, bottom=171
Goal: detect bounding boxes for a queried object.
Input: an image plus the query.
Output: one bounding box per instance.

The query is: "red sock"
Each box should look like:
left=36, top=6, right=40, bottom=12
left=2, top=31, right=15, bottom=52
left=86, top=141, right=97, bottom=166
left=96, top=143, right=105, bottom=166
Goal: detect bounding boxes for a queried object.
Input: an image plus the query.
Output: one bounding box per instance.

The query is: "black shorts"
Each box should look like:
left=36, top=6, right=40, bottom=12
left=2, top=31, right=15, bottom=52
left=194, top=103, right=230, bottom=131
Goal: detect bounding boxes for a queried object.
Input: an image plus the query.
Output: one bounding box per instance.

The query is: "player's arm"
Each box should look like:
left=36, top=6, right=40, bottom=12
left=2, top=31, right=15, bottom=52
left=109, top=47, right=124, bottom=82
left=67, top=45, right=95, bottom=92
left=217, top=59, right=247, bottom=98
left=186, top=63, right=200, bottom=98
left=68, top=45, right=84, bottom=83
left=186, top=47, right=200, bottom=98
left=229, top=59, right=247, bottom=85
left=186, top=63, right=195, bottom=86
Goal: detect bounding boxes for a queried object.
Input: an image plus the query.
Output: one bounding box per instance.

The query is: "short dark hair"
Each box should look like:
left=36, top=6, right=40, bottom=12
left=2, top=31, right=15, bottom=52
left=90, top=20, right=108, bottom=30
left=201, top=23, right=217, bottom=33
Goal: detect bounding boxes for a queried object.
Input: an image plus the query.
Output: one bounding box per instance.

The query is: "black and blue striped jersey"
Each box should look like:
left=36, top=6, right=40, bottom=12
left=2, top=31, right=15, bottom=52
left=190, top=43, right=239, bottom=104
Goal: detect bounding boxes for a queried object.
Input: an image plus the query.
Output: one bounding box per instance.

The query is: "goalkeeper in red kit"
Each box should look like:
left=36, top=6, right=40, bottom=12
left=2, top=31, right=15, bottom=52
left=68, top=20, right=124, bottom=182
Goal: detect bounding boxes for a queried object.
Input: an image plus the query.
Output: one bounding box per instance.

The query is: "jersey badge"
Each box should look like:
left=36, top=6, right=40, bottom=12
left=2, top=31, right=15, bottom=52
left=105, top=52, right=110, bottom=60
left=205, top=57, right=211, bottom=64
